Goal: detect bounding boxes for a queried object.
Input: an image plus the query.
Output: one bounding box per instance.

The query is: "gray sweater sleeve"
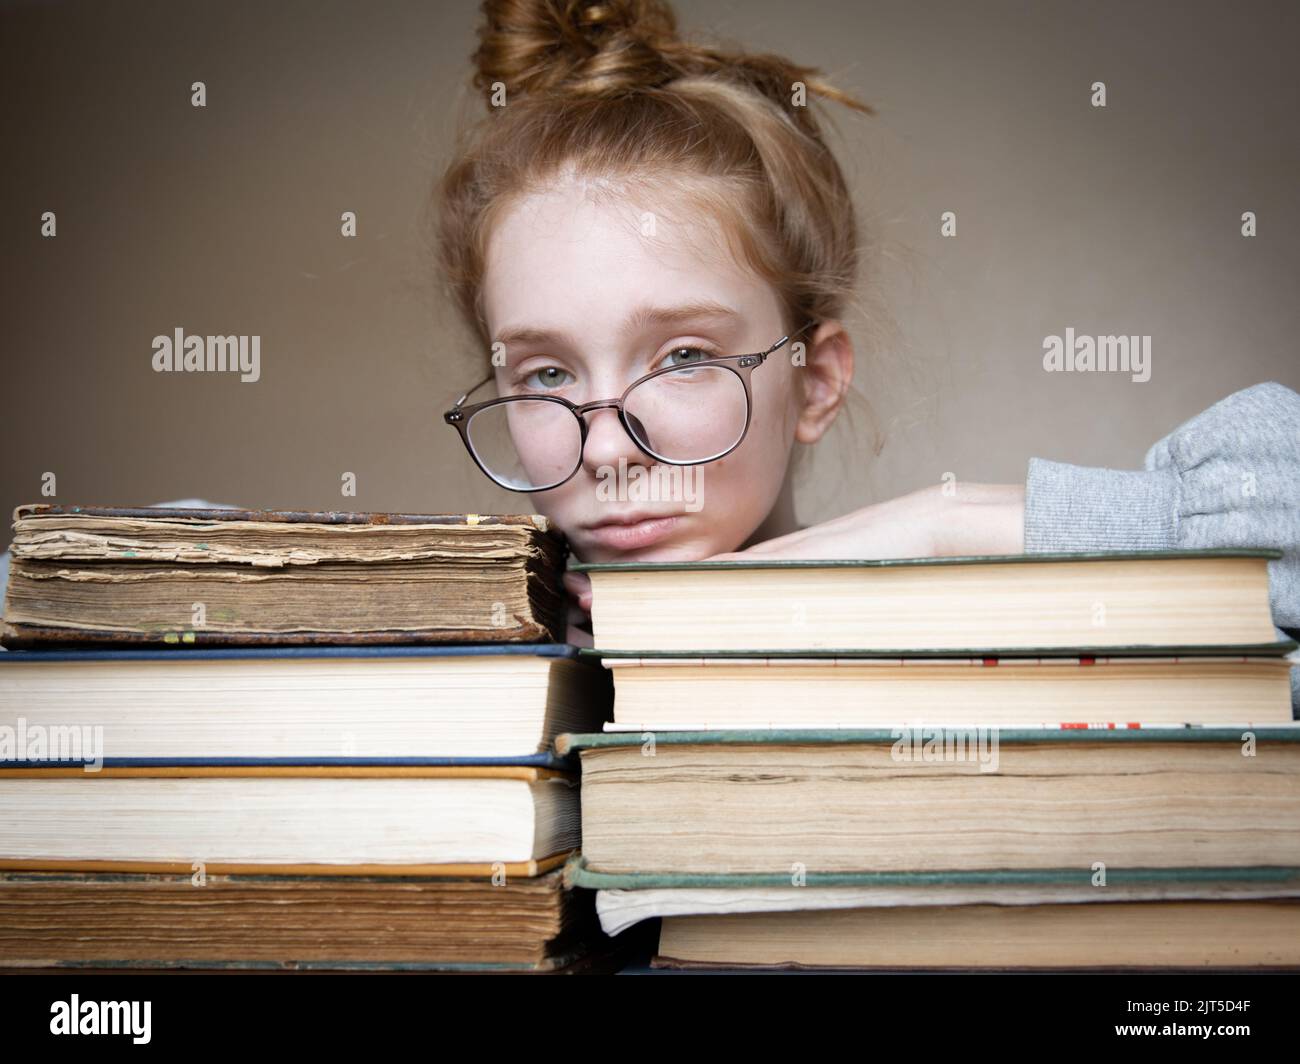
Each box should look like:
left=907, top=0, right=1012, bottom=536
left=1023, top=381, right=1300, bottom=715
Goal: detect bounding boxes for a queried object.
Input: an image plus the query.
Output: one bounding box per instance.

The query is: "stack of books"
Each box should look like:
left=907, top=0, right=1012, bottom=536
left=560, top=550, right=1300, bottom=970
left=0, top=504, right=619, bottom=972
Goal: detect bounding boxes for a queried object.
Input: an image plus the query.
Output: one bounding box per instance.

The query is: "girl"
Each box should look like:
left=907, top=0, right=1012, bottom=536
left=435, top=0, right=1299, bottom=703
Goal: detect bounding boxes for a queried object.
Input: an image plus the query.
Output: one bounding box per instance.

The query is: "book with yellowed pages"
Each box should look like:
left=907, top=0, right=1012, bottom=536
left=0, top=867, right=631, bottom=973
left=0, top=644, right=610, bottom=764
left=581, top=863, right=1300, bottom=936
left=0, top=765, right=579, bottom=877
left=1, top=504, right=567, bottom=646
left=569, top=855, right=1300, bottom=969
left=571, top=549, right=1284, bottom=653
left=557, top=728, right=1300, bottom=875
left=650, top=899, right=1300, bottom=969
left=597, top=652, right=1296, bottom=728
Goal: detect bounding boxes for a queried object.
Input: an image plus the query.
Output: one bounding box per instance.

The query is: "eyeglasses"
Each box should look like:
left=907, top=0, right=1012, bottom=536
left=444, top=332, right=796, bottom=492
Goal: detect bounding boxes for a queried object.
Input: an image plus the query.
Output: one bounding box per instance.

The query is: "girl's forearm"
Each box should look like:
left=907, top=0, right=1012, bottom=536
left=928, top=482, right=1026, bottom=556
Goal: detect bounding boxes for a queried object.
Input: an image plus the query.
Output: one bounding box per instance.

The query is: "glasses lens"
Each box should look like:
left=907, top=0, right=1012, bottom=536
left=466, top=398, right=581, bottom=490
left=622, top=363, right=748, bottom=461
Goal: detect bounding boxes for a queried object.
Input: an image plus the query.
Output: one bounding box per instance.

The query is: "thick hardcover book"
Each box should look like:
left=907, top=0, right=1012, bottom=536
left=1, top=504, right=567, bottom=647
left=0, top=867, right=617, bottom=972
left=556, top=727, right=1300, bottom=876
left=570, top=549, right=1283, bottom=653
left=649, top=900, right=1300, bottom=970
left=0, top=643, right=609, bottom=766
left=576, top=852, right=1300, bottom=968
left=582, top=861, right=1300, bottom=936
left=0, top=764, right=579, bottom=876
left=592, top=650, right=1297, bottom=728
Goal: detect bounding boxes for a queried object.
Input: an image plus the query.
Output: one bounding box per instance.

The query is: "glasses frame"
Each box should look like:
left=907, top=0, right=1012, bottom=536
left=444, top=332, right=797, bottom=493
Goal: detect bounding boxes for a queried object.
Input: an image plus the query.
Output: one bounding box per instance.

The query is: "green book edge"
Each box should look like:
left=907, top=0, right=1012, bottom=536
left=555, top=726, right=1300, bottom=755
left=560, top=853, right=1300, bottom=891
left=568, top=548, right=1283, bottom=572
left=578, top=640, right=1299, bottom=659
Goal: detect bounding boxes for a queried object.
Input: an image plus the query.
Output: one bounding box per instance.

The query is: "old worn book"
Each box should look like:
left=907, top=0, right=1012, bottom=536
left=557, top=728, right=1300, bottom=875
left=0, top=644, right=610, bottom=763
left=0, top=867, right=606, bottom=972
left=1, top=504, right=566, bottom=646
left=596, top=652, right=1297, bottom=728
left=651, top=899, right=1300, bottom=969
left=572, top=550, right=1282, bottom=653
left=584, top=865, right=1300, bottom=937
left=0, top=765, right=579, bottom=876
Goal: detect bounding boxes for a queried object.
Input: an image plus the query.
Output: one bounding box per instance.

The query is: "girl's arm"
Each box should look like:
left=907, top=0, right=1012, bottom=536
left=1023, top=380, right=1300, bottom=714
left=705, top=381, right=1300, bottom=712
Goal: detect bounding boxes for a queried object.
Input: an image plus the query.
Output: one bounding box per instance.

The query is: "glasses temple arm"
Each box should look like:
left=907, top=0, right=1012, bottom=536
left=450, top=374, right=495, bottom=411
left=759, top=319, right=819, bottom=358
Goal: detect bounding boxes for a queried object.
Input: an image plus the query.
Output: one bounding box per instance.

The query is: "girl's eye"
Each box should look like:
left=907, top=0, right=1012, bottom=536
left=661, top=346, right=715, bottom=369
left=520, top=366, right=574, bottom=391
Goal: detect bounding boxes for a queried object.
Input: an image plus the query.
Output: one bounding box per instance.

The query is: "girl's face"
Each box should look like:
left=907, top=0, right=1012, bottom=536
left=480, top=177, right=805, bottom=562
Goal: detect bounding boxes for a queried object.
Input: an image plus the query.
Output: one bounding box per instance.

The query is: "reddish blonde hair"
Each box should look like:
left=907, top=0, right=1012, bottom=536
left=435, top=0, right=876, bottom=352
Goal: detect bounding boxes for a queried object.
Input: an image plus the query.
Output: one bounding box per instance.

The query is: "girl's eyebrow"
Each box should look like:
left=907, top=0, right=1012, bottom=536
left=493, top=300, right=741, bottom=350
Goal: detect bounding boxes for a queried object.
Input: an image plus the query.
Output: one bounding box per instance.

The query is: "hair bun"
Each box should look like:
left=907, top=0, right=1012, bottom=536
left=473, top=0, right=685, bottom=99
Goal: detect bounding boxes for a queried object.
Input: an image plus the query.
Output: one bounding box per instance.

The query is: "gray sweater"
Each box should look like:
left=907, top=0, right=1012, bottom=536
left=1024, top=381, right=1300, bottom=715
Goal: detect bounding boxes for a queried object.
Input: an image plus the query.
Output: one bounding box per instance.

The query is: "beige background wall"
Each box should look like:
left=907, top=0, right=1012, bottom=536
left=3, top=0, right=1297, bottom=550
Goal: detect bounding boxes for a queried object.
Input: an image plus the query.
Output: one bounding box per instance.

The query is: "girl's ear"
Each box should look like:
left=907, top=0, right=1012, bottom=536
left=793, top=320, right=854, bottom=444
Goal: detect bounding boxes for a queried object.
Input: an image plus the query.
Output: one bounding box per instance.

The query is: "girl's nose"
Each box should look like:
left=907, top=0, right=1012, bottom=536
left=580, top=405, right=650, bottom=473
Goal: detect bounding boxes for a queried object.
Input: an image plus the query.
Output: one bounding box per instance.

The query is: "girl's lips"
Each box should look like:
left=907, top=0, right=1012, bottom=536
left=582, top=515, right=681, bottom=551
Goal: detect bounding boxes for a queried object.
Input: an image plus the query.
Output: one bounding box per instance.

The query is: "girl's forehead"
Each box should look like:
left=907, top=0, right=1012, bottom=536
left=485, top=183, right=735, bottom=295
left=482, top=183, right=775, bottom=341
